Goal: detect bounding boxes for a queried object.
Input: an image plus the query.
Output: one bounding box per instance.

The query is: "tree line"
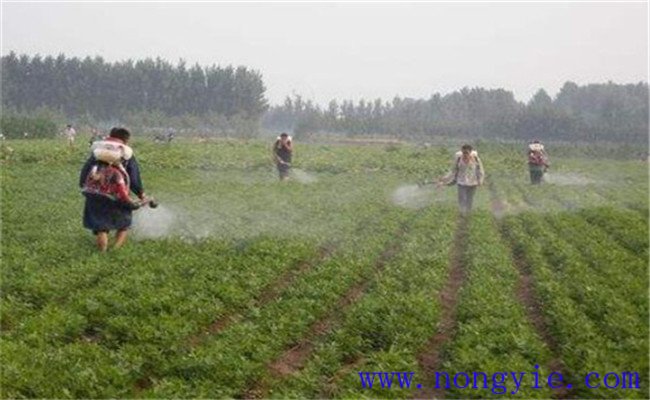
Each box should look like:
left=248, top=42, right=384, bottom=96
left=1, top=52, right=268, bottom=121
left=263, top=82, right=649, bottom=143
left=2, top=52, right=647, bottom=143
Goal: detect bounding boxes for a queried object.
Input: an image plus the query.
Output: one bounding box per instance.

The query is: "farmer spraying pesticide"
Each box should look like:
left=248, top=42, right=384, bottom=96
left=79, top=127, right=157, bottom=251
left=527, top=140, right=549, bottom=184
left=433, top=144, right=485, bottom=215
left=273, top=132, right=293, bottom=181
left=63, top=124, right=77, bottom=149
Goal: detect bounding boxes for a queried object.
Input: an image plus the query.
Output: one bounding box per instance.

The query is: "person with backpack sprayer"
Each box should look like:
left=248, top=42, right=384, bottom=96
left=527, top=140, right=549, bottom=184
left=273, top=132, right=293, bottom=181
left=79, top=127, right=157, bottom=252
left=422, top=144, right=485, bottom=215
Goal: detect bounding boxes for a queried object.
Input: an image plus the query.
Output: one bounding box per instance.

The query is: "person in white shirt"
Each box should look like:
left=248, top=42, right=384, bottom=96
left=64, top=124, right=77, bottom=148
left=437, top=144, right=485, bottom=215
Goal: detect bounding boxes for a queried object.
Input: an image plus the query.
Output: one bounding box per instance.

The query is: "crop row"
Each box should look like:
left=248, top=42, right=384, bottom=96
left=1, top=159, right=413, bottom=329
left=543, top=212, right=647, bottom=314
left=535, top=218, right=647, bottom=365
left=0, top=236, right=317, bottom=398
left=501, top=213, right=648, bottom=398
left=521, top=213, right=647, bottom=380
left=576, top=207, right=649, bottom=260
left=139, top=206, right=412, bottom=397
left=442, top=212, right=554, bottom=399
left=260, top=205, right=457, bottom=398
left=2, top=202, right=410, bottom=397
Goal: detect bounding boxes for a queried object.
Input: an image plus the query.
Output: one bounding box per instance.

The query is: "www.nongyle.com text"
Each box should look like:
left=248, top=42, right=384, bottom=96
left=358, top=366, right=640, bottom=395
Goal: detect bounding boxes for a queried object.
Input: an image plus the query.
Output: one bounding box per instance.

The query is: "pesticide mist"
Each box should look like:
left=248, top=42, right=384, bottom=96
left=132, top=205, right=176, bottom=239
left=291, top=168, right=318, bottom=184
left=128, top=170, right=367, bottom=244
left=544, top=172, right=597, bottom=186
left=132, top=203, right=223, bottom=242
left=391, top=184, right=435, bottom=209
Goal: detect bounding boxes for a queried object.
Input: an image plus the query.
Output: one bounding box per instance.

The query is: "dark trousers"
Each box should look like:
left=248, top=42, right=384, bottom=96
left=457, top=184, right=477, bottom=215
left=529, top=168, right=544, bottom=184
left=277, top=162, right=290, bottom=179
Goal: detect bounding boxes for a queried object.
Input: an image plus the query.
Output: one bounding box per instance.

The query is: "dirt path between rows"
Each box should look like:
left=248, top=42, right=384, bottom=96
left=131, top=245, right=336, bottom=395
left=318, top=356, right=366, bottom=398
left=244, top=218, right=414, bottom=399
left=415, top=215, right=469, bottom=399
left=508, top=251, right=569, bottom=399
left=189, top=243, right=337, bottom=347
left=490, top=183, right=570, bottom=399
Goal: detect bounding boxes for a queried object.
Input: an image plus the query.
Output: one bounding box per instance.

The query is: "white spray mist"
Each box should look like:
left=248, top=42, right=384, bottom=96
left=292, top=169, right=318, bottom=184
left=544, top=172, right=596, bottom=186
left=391, top=184, right=435, bottom=209
left=132, top=205, right=177, bottom=239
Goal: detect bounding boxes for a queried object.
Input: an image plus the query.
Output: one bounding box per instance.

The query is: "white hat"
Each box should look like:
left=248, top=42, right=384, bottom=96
left=91, top=140, right=133, bottom=164
left=455, top=150, right=478, bottom=158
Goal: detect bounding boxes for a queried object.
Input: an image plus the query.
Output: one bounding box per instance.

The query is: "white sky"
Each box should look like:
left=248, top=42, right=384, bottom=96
left=1, top=1, right=648, bottom=106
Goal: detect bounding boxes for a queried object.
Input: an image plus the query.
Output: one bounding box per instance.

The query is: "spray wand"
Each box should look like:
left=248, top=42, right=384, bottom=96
left=142, top=196, right=159, bottom=208
left=127, top=196, right=159, bottom=210
left=417, top=179, right=445, bottom=188
left=147, top=198, right=159, bottom=208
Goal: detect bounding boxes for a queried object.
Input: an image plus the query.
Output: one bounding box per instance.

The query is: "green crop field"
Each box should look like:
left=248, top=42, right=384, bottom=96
left=1, top=138, right=648, bottom=399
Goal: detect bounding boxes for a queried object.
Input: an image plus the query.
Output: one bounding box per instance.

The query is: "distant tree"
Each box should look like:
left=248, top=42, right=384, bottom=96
left=262, top=82, right=647, bottom=143
left=1, top=53, right=269, bottom=125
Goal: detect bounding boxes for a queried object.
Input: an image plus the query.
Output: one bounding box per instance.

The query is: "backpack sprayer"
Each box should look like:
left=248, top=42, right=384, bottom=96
left=88, top=141, right=161, bottom=210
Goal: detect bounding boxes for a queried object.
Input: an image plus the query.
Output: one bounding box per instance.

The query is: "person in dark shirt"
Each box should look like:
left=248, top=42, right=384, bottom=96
left=79, top=127, right=148, bottom=251
left=273, top=133, right=293, bottom=181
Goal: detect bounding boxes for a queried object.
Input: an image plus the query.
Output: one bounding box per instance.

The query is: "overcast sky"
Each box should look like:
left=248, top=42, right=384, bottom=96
left=2, top=1, right=648, bottom=106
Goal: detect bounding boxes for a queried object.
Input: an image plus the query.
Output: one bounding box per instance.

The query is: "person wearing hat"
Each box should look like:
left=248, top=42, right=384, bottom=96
left=437, top=144, right=485, bottom=215
left=272, top=132, right=293, bottom=181
left=79, top=127, right=149, bottom=251
left=527, top=140, right=549, bottom=184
